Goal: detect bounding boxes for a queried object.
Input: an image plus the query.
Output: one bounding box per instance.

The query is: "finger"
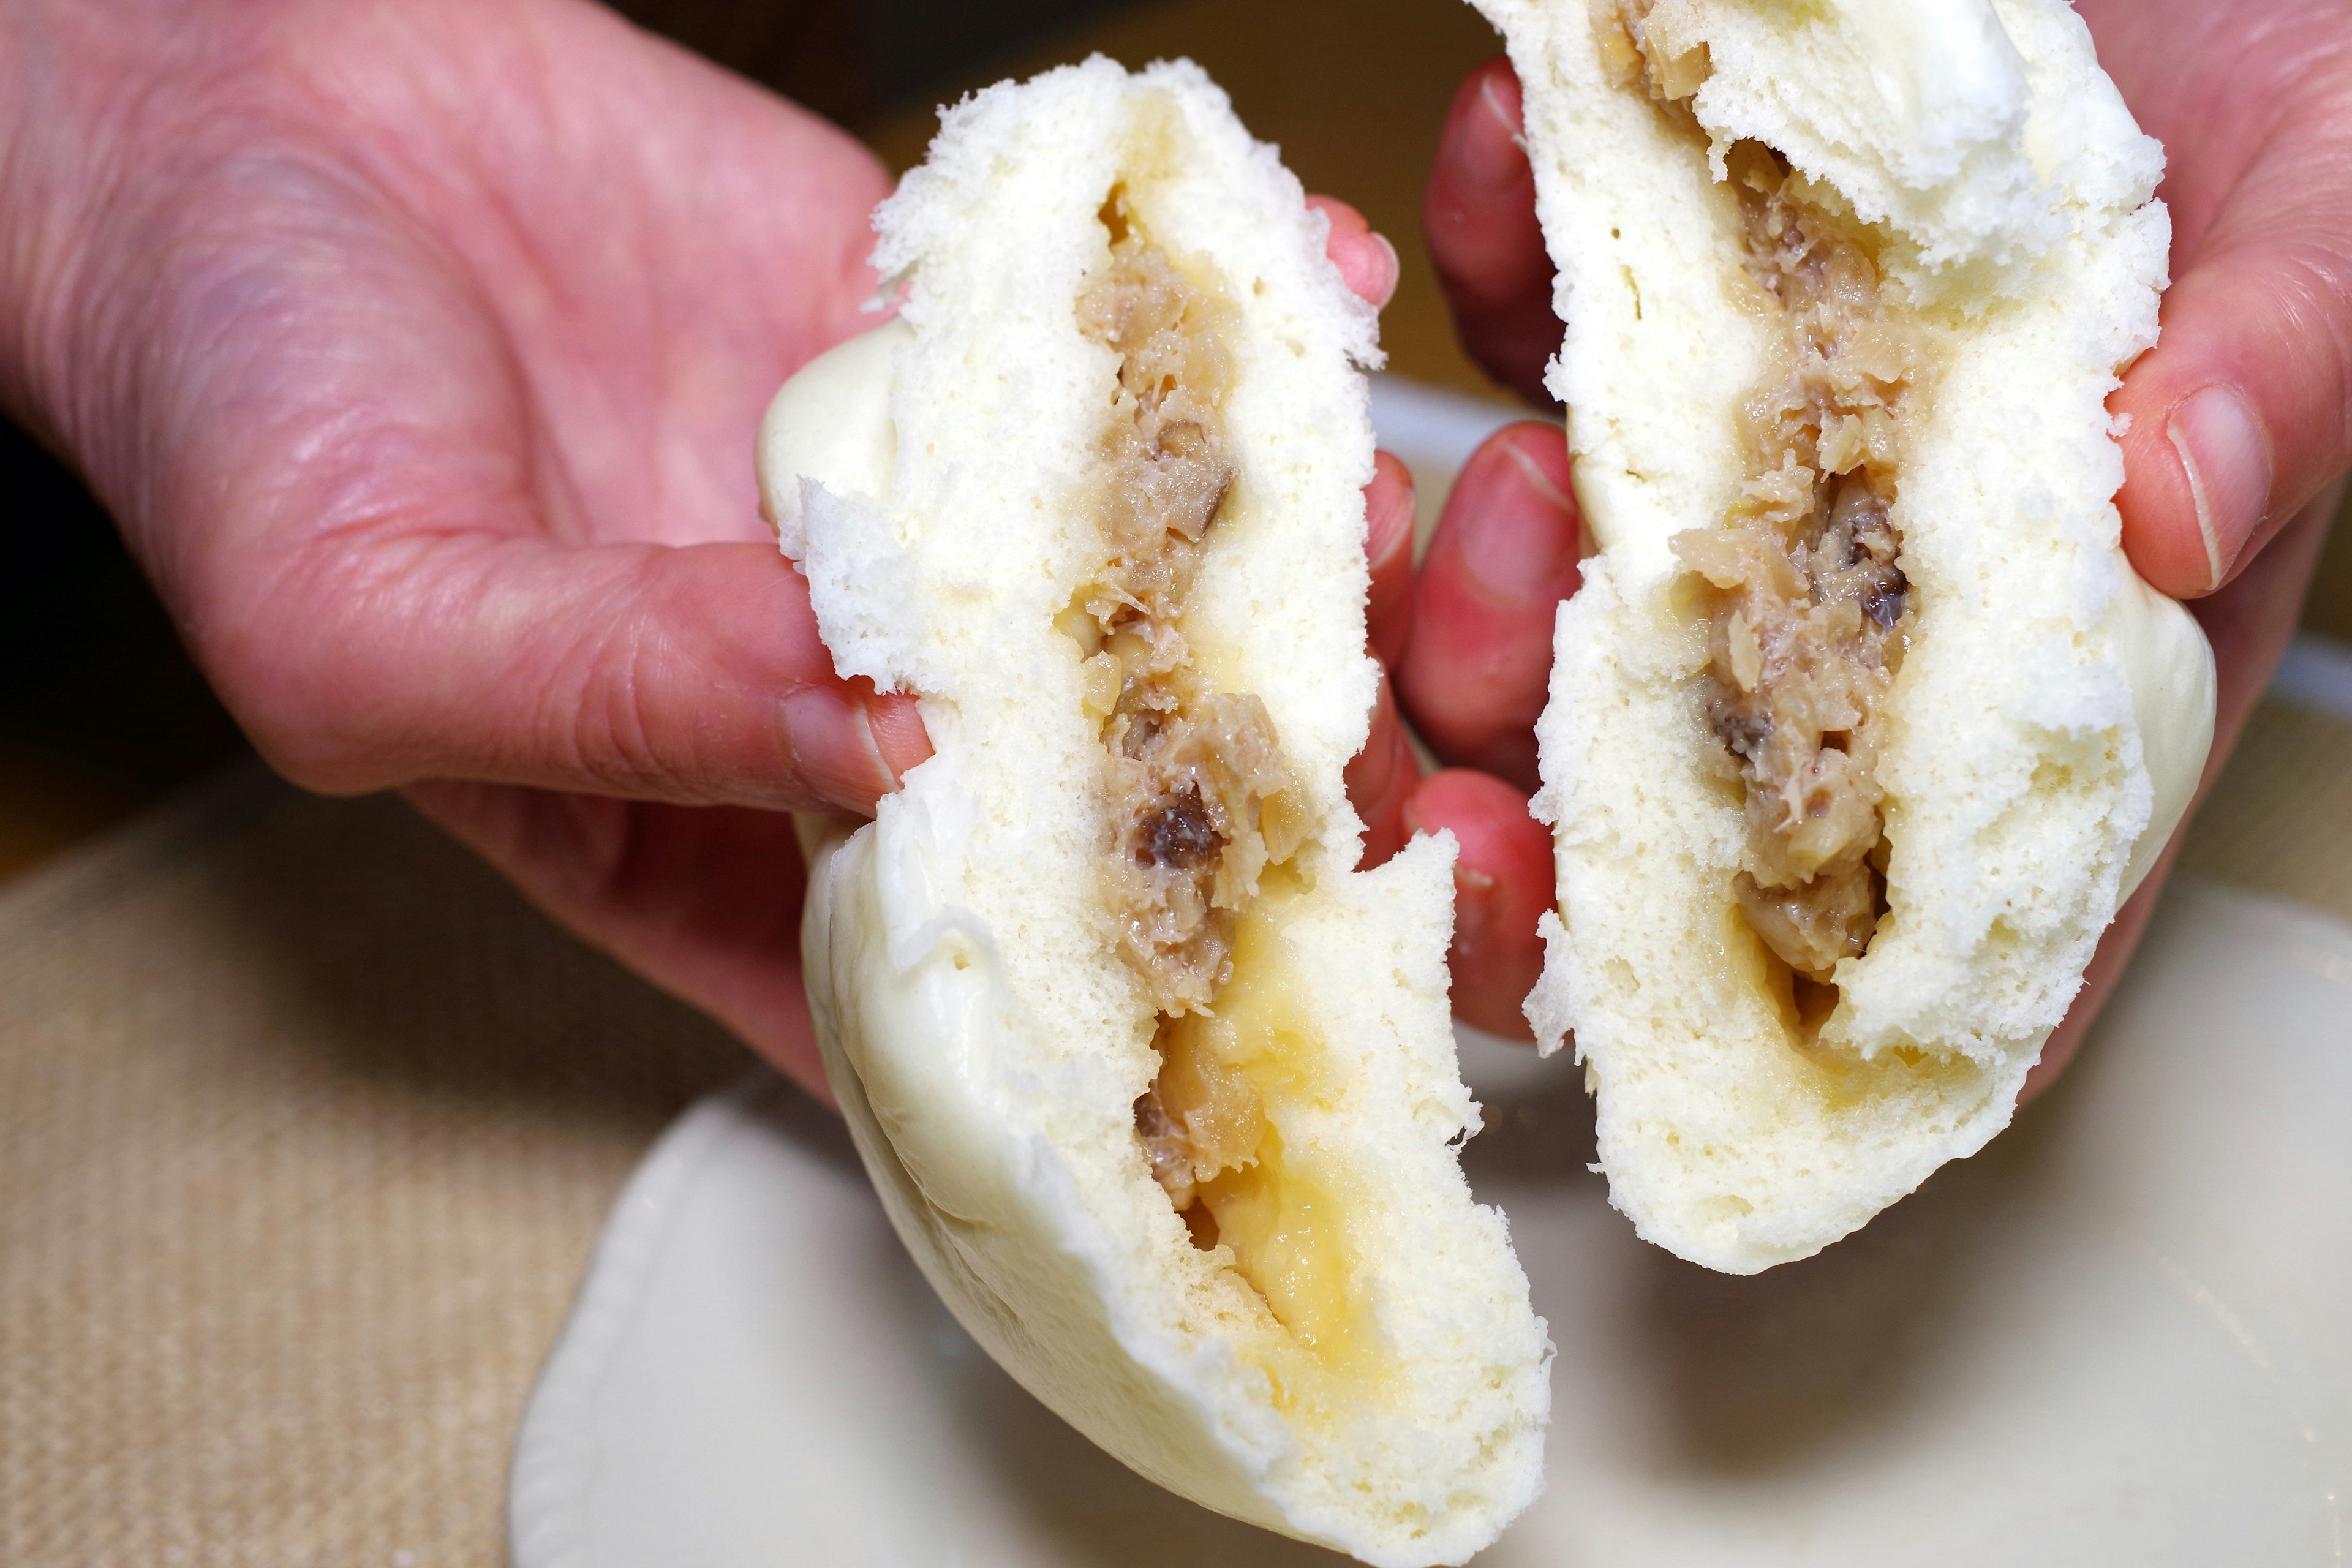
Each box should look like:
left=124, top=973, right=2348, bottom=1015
left=217, top=532, right=931, bottom=814
left=1396, top=421, right=1581, bottom=791
left=1365, top=450, right=1419, bottom=670
left=1403, top=768, right=1553, bottom=1041
left=1308, top=195, right=1401, bottom=310
left=1423, top=59, right=1558, bottom=407
left=405, top=779, right=832, bottom=1102
left=1346, top=668, right=1423, bottom=870
left=2109, top=64, right=2352, bottom=597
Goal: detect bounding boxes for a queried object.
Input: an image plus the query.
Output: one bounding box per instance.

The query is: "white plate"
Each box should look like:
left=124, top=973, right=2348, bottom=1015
left=510, top=875, right=2352, bottom=1566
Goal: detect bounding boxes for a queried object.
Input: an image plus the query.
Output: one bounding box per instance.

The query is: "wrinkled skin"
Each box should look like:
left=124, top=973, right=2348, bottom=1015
left=1414, top=0, right=2352, bottom=1085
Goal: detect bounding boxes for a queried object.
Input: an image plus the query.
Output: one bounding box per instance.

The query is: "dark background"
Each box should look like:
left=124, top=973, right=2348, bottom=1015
left=5, top=0, right=2346, bottom=880
left=604, top=0, right=1123, bottom=124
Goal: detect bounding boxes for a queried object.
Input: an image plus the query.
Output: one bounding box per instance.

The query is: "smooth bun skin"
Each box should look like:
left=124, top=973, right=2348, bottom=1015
left=801, top=801, right=1546, bottom=1566
left=1484, top=0, right=2215, bottom=1272
left=800, top=813, right=1282, bottom=1521
left=763, top=59, right=1550, bottom=1566
left=2114, top=569, right=2215, bottom=899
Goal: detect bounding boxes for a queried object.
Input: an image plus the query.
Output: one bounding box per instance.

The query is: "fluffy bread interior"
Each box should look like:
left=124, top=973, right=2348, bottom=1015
left=1479, top=0, right=2215, bottom=1272
left=761, top=58, right=1550, bottom=1566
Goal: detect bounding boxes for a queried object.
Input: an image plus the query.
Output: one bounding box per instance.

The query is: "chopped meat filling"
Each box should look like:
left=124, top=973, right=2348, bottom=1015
left=1074, top=187, right=1314, bottom=1236
left=1106, top=693, right=1306, bottom=1014
left=1604, top=2, right=1924, bottom=983
left=1077, top=224, right=1238, bottom=586
left=1671, top=143, right=1924, bottom=981
left=1076, top=188, right=1310, bottom=1016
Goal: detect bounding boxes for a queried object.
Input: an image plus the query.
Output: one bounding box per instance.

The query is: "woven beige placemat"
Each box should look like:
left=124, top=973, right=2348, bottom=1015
left=0, top=767, right=750, bottom=1568
left=0, top=701, right=2345, bottom=1568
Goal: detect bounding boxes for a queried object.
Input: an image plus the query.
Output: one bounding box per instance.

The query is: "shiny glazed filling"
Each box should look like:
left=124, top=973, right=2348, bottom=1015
left=1675, top=144, right=1922, bottom=983
left=1076, top=189, right=1308, bottom=1016
left=1607, top=7, right=1928, bottom=986
left=1074, top=187, right=1356, bottom=1355
left=1138, top=876, right=1356, bottom=1355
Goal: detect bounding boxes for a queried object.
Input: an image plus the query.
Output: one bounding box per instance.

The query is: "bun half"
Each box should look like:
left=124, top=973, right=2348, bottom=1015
left=1478, top=0, right=2215, bottom=1271
left=761, top=59, right=1549, bottom=1564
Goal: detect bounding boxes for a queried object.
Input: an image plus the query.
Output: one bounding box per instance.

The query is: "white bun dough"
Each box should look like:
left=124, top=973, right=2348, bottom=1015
left=1476, top=0, right=2216, bottom=1272
left=757, top=59, right=1550, bottom=1566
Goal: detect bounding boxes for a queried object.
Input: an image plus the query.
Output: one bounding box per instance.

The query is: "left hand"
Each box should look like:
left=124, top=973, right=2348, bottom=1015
left=0, top=0, right=1433, bottom=1096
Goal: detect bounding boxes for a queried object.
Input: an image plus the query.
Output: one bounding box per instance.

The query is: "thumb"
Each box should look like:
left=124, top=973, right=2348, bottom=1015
left=210, top=532, right=929, bottom=812
left=2113, top=86, right=2352, bottom=597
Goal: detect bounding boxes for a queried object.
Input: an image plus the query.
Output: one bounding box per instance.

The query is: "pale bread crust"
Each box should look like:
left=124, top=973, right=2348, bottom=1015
left=1479, top=0, right=2215, bottom=1272
left=760, top=59, right=1550, bottom=1565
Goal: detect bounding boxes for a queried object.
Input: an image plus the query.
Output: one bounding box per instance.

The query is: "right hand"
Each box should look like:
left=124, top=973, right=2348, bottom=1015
left=1405, top=4, right=2352, bottom=1074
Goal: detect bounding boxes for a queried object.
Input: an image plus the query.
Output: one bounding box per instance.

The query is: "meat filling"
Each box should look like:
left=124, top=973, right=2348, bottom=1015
left=1074, top=188, right=1315, bottom=1247
left=1605, top=1, right=1927, bottom=984
left=1672, top=144, right=1924, bottom=981
left=1077, top=189, right=1308, bottom=1019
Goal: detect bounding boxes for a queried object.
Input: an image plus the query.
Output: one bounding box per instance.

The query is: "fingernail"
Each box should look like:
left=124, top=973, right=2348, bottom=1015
left=778, top=685, right=894, bottom=812
left=1439, top=67, right=1529, bottom=202
left=1366, top=451, right=1416, bottom=567
left=865, top=692, right=934, bottom=780
left=1478, top=70, right=1522, bottom=142
left=1366, top=232, right=1400, bottom=310
left=1346, top=676, right=1403, bottom=794
left=1457, top=440, right=1577, bottom=603
left=2166, top=383, right=2271, bottom=592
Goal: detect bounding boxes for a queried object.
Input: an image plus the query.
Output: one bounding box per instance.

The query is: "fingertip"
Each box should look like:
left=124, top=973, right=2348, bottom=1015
left=1308, top=193, right=1368, bottom=242
left=1493, top=419, right=1577, bottom=512
left=781, top=676, right=932, bottom=816
left=1403, top=768, right=1551, bottom=1041
left=1364, top=231, right=1401, bottom=312
left=2116, top=374, right=2274, bottom=599
left=1425, top=66, right=1555, bottom=405
left=865, top=687, right=935, bottom=785
left=1366, top=449, right=1419, bottom=569
left=2109, top=218, right=2352, bottom=603
left=1472, top=55, right=1526, bottom=147
left=1398, top=422, right=1576, bottom=786
left=1366, top=450, right=1420, bottom=669
left=1436, top=57, right=1529, bottom=201
left=1308, top=195, right=1400, bottom=310
left=1346, top=672, right=1423, bottom=870
left=1444, top=422, right=1580, bottom=605
left=777, top=686, right=887, bottom=814
left=2166, top=382, right=2274, bottom=592
left=1404, top=767, right=1552, bottom=883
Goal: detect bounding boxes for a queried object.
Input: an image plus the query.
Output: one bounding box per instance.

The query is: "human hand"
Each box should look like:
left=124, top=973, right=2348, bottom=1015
left=0, top=0, right=1424, bottom=1094
left=1411, top=1, right=2352, bottom=1069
